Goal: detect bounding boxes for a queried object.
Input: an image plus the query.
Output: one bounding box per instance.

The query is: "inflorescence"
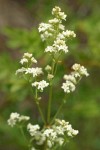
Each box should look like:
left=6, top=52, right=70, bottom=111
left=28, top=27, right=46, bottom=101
left=8, top=6, right=89, bottom=150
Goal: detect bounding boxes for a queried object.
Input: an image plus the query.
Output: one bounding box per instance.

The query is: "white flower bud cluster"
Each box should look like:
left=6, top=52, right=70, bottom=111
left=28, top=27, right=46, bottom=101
left=52, top=6, right=67, bottom=20
left=45, top=65, right=54, bottom=81
left=7, top=112, right=30, bottom=127
left=62, top=63, right=89, bottom=93
left=20, top=52, right=37, bottom=65
left=27, top=119, right=78, bottom=149
left=47, top=74, right=54, bottom=80
left=32, top=80, right=49, bottom=92
left=16, top=53, right=43, bottom=78
left=45, top=65, right=52, bottom=72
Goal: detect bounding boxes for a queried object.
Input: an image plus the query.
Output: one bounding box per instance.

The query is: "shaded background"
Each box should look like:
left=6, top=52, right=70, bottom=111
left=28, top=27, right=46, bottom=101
left=0, top=0, right=100, bottom=150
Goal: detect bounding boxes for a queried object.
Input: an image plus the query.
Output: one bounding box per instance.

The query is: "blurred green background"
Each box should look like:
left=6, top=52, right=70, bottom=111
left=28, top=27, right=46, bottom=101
left=0, top=0, right=100, bottom=150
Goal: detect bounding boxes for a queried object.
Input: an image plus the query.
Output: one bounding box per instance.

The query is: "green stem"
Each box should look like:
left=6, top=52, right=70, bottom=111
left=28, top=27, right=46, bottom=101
left=19, top=126, right=29, bottom=147
left=35, top=89, right=46, bottom=124
left=47, top=52, right=62, bottom=124
left=54, top=62, right=58, bottom=76
left=47, top=60, right=56, bottom=124
left=28, top=81, right=46, bottom=124
left=50, top=94, right=67, bottom=124
left=50, top=101, right=64, bottom=124
left=43, top=139, right=47, bottom=150
left=47, top=84, right=53, bottom=124
left=37, top=102, right=46, bottom=124
left=54, top=52, right=62, bottom=76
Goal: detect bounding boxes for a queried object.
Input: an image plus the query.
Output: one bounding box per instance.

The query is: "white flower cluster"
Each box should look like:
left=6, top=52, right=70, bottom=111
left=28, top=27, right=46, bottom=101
left=25, top=67, right=43, bottom=77
left=27, top=119, right=78, bottom=149
left=38, top=6, right=67, bottom=41
left=45, top=39, right=68, bottom=53
left=62, top=63, right=89, bottom=93
left=72, top=63, right=89, bottom=77
left=61, top=80, right=76, bottom=93
left=16, top=53, right=43, bottom=78
left=7, top=112, right=30, bottom=127
left=57, top=30, right=76, bottom=40
left=32, top=80, right=49, bottom=92
left=55, top=119, right=79, bottom=137
left=38, top=6, right=75, bottom=55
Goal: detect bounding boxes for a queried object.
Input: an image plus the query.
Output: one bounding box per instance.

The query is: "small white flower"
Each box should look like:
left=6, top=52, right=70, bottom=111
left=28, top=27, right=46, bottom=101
left=72, top=63, right=89, bottom=77
left=58, top=12, right=67, bottom=20
left=25, top=67, right=43, bottom=77
left=43, top=128, right=57, bottom=140
left=49, top=18, right=60, bottom=24
left=47, top=74, right=54, bottom=80
left=37, top=80, right=49, bottom=91
left=55, top=119, right=79, bottom=137
left=31, top=57, right=37, bottom=63
left=20, top=58, right=28, bottom=64
left=36, top=134, right=46, bottom=145
left=63, top=74, right=76, bottom=84
left=57, top=33, right=65, bottom=40
left=53, top=39, right=68, bottom=53
left=32, top=81, right=39, bottom=87
left=71, top=71, right=80, bottom=78
left=80, top=66, right=89, bottom=77
left=71, top=129, right=79, bottom=136
left=8, top=113, right=30, bottom=127
left=45, top=65, right=52, bottom=71
left=27, top=123, right=40, bottom=136
left=47, top=140, right=52, bottom=148
left=55, top=119, right=69, bottom=126
left=38, top=23, right=52, bottom=33
left=45, top=46, right=55, bottom=53
left=7, top=112, right=20, bottom=127
left=52, top=6, right=67, bottom=20
left=38, top=22, right=55, bottom=41
left=56, top=137, right=64, bottom=146
left=23, top=52, right=32, bottom=58
left=58, top=24, right=65, bottom=30
left=67, top=124, right=79, bottom=137
left=18, top=115, right=30, bottom=122
left=72, top=63, right=81, bottom=71
left=61, top=81, right=75, bottom=93
left=16, top=67, right=26, bottom=75
left=32, top=80, right=49, bottom=91
left=40, top=32, right=53, bottom=41
left=53, top=126, right=64, bottom=135
left=62, top=30, right=76, bottom=38
left=52, top=6, right=61, bottom=15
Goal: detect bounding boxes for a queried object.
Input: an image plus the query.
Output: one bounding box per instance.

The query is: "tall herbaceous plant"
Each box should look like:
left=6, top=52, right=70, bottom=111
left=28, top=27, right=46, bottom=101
left=8, top=6, right=89, bottom=150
